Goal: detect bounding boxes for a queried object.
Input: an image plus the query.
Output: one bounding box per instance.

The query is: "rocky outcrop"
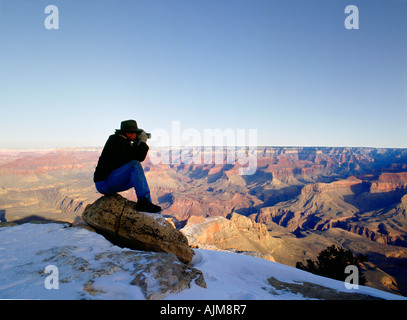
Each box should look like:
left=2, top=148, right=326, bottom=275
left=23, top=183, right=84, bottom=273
left=266, top=277, right=383, bottom=300
left=37, top=244, right=205, bottom=300
left=370, top=172, right=407, bottom=193
left=181, top=213, right=275, bottom=261
left=82, top=194, right=194, bottom=264
left=90, top=250, right=205, bottom=300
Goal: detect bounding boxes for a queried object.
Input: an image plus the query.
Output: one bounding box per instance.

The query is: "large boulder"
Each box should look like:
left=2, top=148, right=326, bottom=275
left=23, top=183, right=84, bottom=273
left=82, top=194, right=194, bottom=264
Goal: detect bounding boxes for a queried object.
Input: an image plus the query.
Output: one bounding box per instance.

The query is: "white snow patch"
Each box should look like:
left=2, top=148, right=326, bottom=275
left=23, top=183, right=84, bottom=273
left=0, top=223, right=404, bottom=300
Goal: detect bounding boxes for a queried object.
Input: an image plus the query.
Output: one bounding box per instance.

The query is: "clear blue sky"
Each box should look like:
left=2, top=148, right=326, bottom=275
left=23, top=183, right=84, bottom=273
left=0, top=0, right=406, bottom=149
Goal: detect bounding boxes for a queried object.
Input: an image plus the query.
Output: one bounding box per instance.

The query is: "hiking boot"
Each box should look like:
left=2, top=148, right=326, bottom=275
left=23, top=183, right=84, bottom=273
left=135, top=197, right=161, bottom=213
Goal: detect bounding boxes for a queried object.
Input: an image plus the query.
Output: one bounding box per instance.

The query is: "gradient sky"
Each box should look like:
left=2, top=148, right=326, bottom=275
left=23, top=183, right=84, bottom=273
left=0, top=0, right=406, bottom=149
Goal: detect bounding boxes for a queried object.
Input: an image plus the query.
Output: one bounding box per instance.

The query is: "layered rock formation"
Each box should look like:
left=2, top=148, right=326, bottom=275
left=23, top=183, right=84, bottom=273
left=254, top=173, right=407, bottom=247
left=181, top=213, right=275, bottom=261
left=2, top=146, right=407, bottom=295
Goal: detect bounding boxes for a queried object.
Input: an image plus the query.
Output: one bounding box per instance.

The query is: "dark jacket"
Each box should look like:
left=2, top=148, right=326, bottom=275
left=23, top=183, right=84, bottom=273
left=94, top=132, right=149, bottom=182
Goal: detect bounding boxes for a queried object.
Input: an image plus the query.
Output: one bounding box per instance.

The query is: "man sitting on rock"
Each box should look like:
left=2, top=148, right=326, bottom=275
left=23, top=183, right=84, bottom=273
left=93, top=119, right=161, bottom=213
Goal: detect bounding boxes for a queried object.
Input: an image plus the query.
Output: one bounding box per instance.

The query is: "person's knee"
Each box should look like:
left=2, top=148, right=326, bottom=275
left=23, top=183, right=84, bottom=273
left=128, top=160, right=143, bottom=171
left=126, top=160, right=140, bottom=167
left=95, top=181, right=108, bottom=195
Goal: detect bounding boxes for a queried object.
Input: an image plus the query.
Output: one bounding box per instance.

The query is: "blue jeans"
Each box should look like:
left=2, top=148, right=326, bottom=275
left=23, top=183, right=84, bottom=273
left=95, top=160, right=151, bottom=201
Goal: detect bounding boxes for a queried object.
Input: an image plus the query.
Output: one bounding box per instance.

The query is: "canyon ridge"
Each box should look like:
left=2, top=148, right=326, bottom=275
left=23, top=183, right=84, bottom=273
left=1, top=146, right=407, bottom=297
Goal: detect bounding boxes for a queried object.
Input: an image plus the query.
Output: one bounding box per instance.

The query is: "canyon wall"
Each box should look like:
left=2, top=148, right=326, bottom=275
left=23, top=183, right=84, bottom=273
left=1, top=146, right=407, bottom=295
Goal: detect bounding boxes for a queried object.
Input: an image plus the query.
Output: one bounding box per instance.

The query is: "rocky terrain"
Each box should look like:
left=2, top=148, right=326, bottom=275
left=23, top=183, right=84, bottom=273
left=1, top=146, right=407, bottom=296
left=2, top=222, right=402, bottom=300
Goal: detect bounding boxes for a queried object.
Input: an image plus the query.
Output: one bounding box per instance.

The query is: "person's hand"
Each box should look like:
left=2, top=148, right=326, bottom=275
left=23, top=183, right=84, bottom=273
left=138, top=130, right=148, bottom=143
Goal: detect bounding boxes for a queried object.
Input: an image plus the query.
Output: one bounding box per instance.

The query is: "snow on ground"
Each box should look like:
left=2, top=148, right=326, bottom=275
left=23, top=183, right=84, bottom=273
left=0, top=223, right=404, bottom=300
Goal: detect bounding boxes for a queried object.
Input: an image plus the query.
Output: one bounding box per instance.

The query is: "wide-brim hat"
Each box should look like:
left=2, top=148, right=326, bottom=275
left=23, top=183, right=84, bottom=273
left=118, top=119, right=143, bottom=133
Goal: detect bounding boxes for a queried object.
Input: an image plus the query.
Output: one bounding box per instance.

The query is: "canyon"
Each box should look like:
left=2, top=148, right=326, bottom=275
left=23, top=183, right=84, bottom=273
left=1, top=146, right=407, bottom=296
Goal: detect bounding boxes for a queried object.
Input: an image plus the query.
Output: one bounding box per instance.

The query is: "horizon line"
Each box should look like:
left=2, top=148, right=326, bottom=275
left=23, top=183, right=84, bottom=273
left=1, top=145, right=407, bottom=152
